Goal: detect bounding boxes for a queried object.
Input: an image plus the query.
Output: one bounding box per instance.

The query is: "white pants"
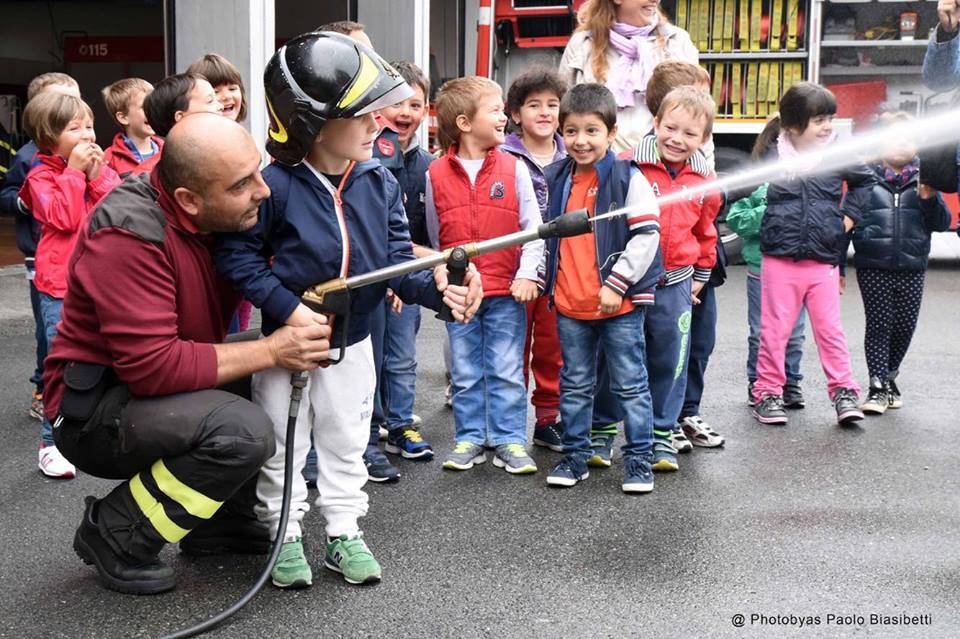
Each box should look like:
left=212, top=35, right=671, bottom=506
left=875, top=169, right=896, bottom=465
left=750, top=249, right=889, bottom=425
left=253, top=337, right=376, bottom=540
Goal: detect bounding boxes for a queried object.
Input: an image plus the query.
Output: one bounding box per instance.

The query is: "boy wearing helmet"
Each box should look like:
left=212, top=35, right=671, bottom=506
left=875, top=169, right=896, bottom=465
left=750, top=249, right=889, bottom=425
left=215, top=32, right=482, bottom=589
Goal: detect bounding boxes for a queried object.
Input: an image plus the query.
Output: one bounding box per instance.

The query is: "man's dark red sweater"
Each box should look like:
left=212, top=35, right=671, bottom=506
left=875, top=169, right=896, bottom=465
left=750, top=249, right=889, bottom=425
left=43, top=170, right=240, bottom=420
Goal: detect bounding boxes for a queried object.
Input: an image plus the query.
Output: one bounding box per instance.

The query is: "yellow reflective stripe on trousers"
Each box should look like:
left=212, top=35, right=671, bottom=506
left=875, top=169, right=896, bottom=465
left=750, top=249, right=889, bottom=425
left=151, top=460, right=222, bottom=520
left=129, top=474, right=190, bottom=543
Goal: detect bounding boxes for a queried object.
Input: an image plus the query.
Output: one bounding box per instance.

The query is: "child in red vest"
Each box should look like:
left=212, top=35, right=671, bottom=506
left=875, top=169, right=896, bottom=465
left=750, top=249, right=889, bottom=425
left=19, top=91, right=120, bottom=477
left=426, top=76, right=545, bottom=474
left=101, top=78, right=163, bottom=177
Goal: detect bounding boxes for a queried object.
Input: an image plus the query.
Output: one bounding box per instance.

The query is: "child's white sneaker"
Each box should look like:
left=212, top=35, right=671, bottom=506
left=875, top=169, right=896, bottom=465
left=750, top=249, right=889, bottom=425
left=39, top=445, right=76, bottom=478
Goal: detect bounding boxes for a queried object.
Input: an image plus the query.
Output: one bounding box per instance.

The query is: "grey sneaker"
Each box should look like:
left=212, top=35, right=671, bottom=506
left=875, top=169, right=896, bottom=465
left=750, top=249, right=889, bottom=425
left=753, top=395, right=788, bottom=425
left=492, top=443, right=537, bottom=475
left=441, top=441, right=486, bottom=471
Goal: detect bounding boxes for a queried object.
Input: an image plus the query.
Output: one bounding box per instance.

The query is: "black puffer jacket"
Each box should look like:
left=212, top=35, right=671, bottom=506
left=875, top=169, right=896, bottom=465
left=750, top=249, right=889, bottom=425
left=849, top=165, right=951, bottom=270
left=760, top=156, right=876, bottom=265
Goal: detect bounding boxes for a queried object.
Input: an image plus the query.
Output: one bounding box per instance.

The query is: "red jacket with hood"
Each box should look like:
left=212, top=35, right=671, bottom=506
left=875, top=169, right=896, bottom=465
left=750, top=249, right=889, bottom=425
left=19, top=154, right=121, bottom=298
left=103, top=133, right=164, bottom=177
left=633, top=134, right=721, bottom=284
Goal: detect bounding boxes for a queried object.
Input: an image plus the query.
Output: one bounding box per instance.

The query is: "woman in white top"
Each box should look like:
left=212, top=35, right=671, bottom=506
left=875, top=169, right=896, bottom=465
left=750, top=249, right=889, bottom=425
left=559, top=0, right=699, bottom=153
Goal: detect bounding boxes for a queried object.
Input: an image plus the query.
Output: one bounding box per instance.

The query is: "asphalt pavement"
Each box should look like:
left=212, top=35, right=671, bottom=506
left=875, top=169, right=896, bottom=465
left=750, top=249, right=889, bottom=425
left=0, top=261, right=958, bottom=639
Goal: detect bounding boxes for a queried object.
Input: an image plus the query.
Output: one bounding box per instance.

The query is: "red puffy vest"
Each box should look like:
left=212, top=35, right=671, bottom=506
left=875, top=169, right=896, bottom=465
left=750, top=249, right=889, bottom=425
left=428, top=147, right=522, bottom=296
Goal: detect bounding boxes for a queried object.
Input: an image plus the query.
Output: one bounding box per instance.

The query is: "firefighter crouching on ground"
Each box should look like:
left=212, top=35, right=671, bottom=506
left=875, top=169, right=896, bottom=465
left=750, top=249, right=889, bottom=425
left=45, top=113, right=333, bottom=595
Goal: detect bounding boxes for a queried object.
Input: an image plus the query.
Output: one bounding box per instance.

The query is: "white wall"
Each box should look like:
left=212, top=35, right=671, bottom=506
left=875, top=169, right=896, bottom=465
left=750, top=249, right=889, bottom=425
left=175, top=0, right=274, bottom=158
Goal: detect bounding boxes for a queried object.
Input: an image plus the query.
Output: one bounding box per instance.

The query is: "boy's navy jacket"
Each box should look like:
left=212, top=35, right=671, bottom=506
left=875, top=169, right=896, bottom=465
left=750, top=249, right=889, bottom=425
left=214, top=159, right=443, bottom=346
left=0, top=141, right=40, bottom=257
left=541, top=150, right=664, bottom=300
left=760, top=152, right=876, bottom=266
left=849, top=164, right=951, bottom=270
left=372, top=127, right=433, bottom=247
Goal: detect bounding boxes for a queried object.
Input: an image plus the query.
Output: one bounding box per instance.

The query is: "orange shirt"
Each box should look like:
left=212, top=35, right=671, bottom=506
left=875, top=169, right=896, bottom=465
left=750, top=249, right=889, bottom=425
left=555, top=168, right=634, bottom=320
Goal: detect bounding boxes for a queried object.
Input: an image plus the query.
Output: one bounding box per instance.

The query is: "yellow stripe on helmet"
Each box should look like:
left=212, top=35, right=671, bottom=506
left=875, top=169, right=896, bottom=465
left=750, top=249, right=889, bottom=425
left=266, top=96, right=288, bottom=143
left=151, top=460, right=223, bottom=520
left=338, top=51, right=378, bottom=110
left=129, top=474, right=190, bottom=543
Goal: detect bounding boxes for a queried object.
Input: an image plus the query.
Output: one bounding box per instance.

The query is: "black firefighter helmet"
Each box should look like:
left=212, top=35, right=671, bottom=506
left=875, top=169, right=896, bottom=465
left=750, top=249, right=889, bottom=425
left=263, top=31, right=412, bottom=165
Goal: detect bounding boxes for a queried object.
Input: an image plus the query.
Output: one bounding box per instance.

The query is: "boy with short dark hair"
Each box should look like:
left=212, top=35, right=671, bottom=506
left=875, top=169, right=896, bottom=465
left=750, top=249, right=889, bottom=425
left=216, top=33, right=480, bottom=589
left=501, top=66, right=568, bottom=451
left=541, top=83, right=663, bottom=492
left=101, top=78, right=163, bottom=177
left=633, top=86, right=722, bottom=472
left=426, top=76, right=544, bottom=474
left=143, top=72, right=222, bottom=138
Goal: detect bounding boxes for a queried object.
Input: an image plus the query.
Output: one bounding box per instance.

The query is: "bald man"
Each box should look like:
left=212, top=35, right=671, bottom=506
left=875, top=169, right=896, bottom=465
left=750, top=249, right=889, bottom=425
left=45, top=113, right=332, bottom=595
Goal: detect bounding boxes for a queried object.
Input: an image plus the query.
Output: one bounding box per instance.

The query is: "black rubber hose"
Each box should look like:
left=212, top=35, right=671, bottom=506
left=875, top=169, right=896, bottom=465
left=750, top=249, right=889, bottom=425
left=158, top=371, right=307, bottom=639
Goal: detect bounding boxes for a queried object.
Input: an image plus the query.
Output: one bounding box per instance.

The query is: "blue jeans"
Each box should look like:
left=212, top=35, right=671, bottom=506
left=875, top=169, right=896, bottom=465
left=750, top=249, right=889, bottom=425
left=746, top=274, right=805, bottom=382
left=446, top=296, right=527, bottom=447
left=558, top=309, right=653, bottom=461
left=29, top=279, right=47, bottom=391
left=592, top=280, right=694, bottom=435
left=381, top=302, right=421, bottom=431
left=367, top=299, right=387, bottom=446
left=38, top=292, right=63, bottom=447
left=681, top=283, right=717, bottom=418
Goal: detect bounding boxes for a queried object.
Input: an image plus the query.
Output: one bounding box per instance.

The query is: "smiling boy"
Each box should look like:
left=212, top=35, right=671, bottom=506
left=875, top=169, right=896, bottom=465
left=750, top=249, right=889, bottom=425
left=425, top=76, right=545, bottom=474
left=632, top=85, right=722, bottom=473
left=540, top=83, right=663, bottom=492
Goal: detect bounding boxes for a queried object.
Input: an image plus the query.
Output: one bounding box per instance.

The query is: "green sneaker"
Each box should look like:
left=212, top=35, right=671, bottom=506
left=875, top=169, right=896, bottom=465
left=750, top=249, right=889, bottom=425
left=271, top=538, right=312, bottom=589
left=324, top=533, right=382, bottom=585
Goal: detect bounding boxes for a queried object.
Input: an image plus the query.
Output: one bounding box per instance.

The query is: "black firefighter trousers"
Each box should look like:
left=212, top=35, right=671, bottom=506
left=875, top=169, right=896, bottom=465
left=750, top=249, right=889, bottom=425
left=53, top=378, right=275, bottom=563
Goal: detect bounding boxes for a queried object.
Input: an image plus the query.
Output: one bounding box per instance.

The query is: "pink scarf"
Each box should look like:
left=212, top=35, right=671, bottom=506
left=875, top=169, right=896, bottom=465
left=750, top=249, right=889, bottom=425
left=607, top=16, right=676, bottom=109
left=776, top=132, right=835, bottom=176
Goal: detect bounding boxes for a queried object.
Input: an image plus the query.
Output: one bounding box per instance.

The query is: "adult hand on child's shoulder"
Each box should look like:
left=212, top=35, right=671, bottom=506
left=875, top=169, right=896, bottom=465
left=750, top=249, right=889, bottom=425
left=918, top=183, right=937, bottom=200
left=286, top=303, right=329, bottom=327
left=510, top=278, right=538, bottom=303
left=598, top=285, right=623, bottom=314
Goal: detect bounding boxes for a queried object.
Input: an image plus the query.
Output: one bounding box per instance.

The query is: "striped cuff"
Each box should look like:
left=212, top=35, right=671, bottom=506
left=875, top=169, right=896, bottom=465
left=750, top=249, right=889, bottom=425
left=693, top=267, right=713, bottom=282
left=604, top=271, right=632, bottom=295
left=662, top=265, right=694, bottom=287
left=630, top=291, right=655, bottom=306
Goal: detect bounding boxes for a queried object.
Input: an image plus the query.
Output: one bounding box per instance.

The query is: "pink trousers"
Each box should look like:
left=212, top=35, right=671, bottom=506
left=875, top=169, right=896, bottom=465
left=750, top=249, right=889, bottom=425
left=754, top=256, right=859, bottom=401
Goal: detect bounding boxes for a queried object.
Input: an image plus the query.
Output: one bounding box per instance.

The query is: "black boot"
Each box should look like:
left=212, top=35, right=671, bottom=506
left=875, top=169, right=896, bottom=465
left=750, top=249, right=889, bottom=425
left=179, top=512, right=272, bottom=556
left=73, top=496, right=176, bottom=595
left=861, top=377, right=888, bottom=415
left=885, top=378, right=903, bottom=409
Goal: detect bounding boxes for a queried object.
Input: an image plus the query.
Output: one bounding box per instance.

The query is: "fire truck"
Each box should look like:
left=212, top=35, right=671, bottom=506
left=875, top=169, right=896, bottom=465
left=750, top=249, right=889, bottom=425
left=454, top=0, right=956, bottom=238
